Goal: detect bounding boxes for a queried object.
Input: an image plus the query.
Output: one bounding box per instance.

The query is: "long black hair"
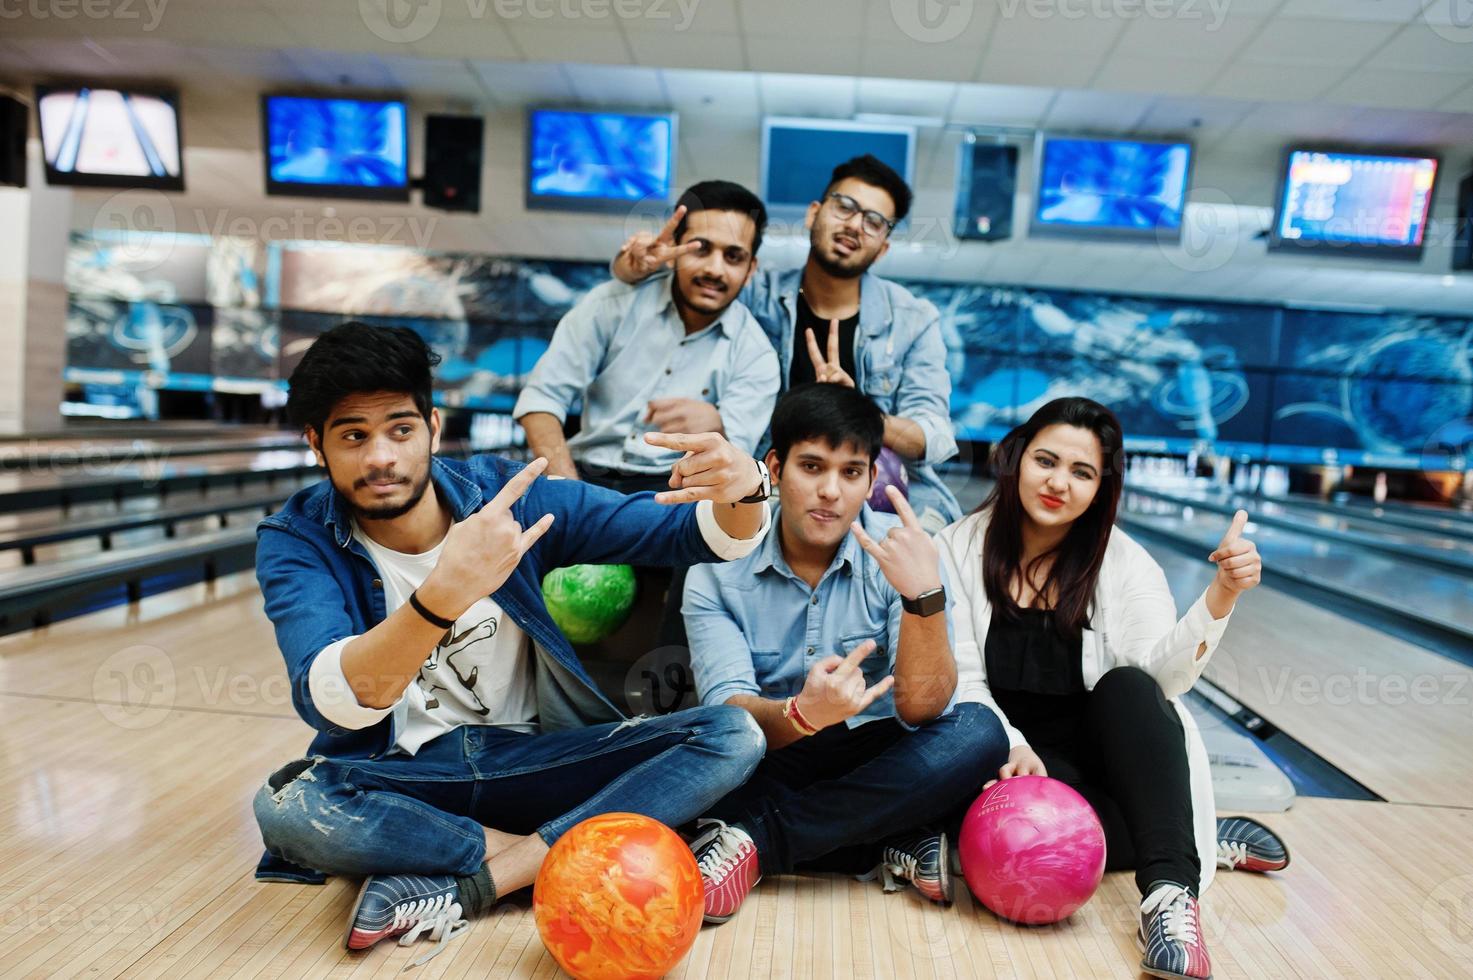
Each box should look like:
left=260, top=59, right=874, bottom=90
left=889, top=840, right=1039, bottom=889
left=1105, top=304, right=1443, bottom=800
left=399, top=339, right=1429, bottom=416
left=977, top=397, right=1125, bottom=635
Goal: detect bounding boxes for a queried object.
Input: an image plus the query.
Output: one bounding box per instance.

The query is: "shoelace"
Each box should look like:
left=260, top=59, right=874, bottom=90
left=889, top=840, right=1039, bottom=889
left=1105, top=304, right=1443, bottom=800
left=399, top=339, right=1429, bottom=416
left=873, top=847, right=919, bottom=894
left=1217, top=839, right=1249, bottom=869
left=392, top=895, right=469, bottom=971
left=697, top=829, right=747, bottom=880
left=1142, top=885, right=1198, bottom=947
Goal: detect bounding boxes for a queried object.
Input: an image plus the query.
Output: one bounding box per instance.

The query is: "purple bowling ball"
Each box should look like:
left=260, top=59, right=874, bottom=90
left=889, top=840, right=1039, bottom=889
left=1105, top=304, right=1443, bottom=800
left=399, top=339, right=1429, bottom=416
left=867, top=447, right=910, bottom=513
left=958, top=775, right=1107, bottom=925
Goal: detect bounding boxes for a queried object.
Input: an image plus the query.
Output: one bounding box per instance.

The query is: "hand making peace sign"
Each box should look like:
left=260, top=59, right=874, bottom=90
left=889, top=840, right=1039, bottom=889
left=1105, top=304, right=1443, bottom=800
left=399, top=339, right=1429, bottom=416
left=618, top=206, right=703, bottom=278
left=805, top=318, right=856, bottom=388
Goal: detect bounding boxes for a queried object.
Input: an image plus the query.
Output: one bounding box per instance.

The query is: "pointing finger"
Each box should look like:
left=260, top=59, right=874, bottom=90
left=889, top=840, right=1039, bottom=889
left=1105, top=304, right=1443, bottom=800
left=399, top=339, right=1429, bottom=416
left=835, top=639, right=877, bottom=675
left=827, top=317, right=840, bottom=365
left=886, top=484, right=922, bottom=529
left=857, top=674, right=895, bottom=710
left=849, top=520, right=882, bottom=557
left=517, top=512, right=555, bottom=552
left=656, top=205, right=687, bottom=244
left=486, top=457, right=548, bottom=512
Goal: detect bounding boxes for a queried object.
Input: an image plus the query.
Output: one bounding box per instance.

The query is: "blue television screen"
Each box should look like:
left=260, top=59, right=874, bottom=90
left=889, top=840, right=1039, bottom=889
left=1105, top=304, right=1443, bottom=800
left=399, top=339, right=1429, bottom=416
left=1032, top=136, right=1191, bottom=240
left=1270, top=149, right=1438, bottom=259
left=263, top=95, right=409, bottom=201
left=762, top=118, right=914, bottom=214
left=525, top=109, right=675, bottom=212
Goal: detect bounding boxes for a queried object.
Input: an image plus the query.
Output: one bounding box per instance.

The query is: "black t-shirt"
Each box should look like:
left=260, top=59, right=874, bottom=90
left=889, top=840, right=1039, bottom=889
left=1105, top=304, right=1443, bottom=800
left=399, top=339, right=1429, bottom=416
left=985, top=606, right=1088, bottom=748
left=789, top=291, right=859, bottom=389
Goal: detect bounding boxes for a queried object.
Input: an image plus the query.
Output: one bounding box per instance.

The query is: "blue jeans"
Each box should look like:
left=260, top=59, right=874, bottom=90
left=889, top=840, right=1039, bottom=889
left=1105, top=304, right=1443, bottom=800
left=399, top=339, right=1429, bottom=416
left=702, top=701, right=1008, bottom=876
left=253, top=704, right=765, bottom=879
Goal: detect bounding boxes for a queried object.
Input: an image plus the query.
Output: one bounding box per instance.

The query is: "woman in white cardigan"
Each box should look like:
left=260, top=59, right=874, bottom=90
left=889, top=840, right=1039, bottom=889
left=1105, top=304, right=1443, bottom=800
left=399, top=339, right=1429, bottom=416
left=936, top=397, right=1287, bottom=980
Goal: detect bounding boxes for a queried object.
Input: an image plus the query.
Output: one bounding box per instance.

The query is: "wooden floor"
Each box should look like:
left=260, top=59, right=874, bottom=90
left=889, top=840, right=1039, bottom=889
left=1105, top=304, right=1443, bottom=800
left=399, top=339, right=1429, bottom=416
left=3, top=574, right=1472, bottom=978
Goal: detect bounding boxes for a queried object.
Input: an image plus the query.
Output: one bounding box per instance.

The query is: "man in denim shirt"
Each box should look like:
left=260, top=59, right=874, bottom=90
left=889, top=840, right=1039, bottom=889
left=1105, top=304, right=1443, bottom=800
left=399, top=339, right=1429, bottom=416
left=251, top=323, right=773, bottom=961
left=614, top=156, right=963, bottom=529
left=516, top=180, right=780, bottom=494
left=682, top=384, right=1007, bottom=924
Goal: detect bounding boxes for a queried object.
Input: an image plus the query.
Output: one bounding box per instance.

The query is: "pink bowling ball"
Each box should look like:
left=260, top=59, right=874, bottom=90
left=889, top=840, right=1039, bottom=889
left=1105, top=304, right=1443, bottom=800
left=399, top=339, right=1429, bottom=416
left=958, top=776, right=1107, bottom=925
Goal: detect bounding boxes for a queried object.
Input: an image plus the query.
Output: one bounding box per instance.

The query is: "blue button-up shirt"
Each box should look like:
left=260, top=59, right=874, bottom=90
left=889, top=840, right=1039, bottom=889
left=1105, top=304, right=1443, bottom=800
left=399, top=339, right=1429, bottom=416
left=738, top=267, right=963, bottom=527
left=683, top=505, right=954, bottom=730
left=513, top=275, right=780, bottom=474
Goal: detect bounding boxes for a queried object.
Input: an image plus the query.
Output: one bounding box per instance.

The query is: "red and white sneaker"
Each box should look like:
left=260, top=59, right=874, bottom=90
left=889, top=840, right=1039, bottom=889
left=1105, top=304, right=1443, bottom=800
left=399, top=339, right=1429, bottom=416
left=692, top=818, right=761, bottom=925
left=1139, top=882, right=1212, bottom=980
left=1216, top=816, right=1290, bottom=873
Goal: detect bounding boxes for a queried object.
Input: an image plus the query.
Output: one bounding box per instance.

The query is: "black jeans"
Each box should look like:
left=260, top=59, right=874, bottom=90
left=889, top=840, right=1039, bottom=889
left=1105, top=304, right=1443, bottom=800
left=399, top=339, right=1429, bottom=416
left=1021, top=666, right=1200, bottom=896
left=702, top=702, right=1009, bottom=877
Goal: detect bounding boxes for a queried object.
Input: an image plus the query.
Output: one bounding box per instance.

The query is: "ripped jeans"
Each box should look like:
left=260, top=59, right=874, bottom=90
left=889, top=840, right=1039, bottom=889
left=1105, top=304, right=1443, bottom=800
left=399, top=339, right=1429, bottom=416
left=252, top=704, right=765, bottom=880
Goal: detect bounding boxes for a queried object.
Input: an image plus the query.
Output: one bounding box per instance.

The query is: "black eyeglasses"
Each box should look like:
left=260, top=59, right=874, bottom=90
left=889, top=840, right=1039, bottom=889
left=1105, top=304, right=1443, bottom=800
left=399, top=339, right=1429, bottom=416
left=825, top=192, right=897, bottom=238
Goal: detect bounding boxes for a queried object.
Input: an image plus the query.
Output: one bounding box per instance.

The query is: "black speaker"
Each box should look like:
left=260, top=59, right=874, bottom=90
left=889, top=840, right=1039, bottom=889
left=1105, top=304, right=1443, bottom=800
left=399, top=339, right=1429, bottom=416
left=1454, top=171, right=1472, bottom=272
left=953, top=140, right=1016, bottom=241
left=423, top=114, right=483, bottom=213
left=0, top=95, right=26, bottom=188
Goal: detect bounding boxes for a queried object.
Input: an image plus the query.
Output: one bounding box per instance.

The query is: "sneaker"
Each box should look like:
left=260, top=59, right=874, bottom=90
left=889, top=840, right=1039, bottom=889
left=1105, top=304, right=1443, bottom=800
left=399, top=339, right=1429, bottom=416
left=866, top=830, right=952, bottom=905
left=1139, top=882, right=1212, bottom=980
left=345, top=873, right=468, bottom=965
left=692, top=819, right=761, bottom=925
left=1216, top=816, right=1290, bottom=873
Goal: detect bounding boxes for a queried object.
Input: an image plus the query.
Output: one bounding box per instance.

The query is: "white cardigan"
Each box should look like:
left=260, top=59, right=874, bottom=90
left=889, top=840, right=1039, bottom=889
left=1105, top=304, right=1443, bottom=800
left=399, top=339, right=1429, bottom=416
left=936, top=510, right=1231, bottom=892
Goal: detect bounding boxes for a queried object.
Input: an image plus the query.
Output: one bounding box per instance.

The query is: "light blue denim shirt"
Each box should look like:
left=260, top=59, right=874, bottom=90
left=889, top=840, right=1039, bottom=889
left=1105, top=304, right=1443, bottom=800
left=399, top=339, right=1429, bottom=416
left=514, top=275, right=780, bottom=474
left=683, top=505, right=955, bottom=730
left=740, top=267, right=963, bottom=528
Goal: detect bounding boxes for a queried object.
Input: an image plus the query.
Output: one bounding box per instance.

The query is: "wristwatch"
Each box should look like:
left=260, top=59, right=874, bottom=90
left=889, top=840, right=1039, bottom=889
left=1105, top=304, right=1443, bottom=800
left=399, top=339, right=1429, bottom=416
left=901, top=586, right=946, bottom=617
left=737, top=458, right=771, bottom=504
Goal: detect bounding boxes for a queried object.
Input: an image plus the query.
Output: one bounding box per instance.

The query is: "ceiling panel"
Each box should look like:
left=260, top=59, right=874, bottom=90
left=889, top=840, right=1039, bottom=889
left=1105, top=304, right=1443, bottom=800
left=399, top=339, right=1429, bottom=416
left=1324, top=69, right=1473, bottom=111
left=756, top=72, right=857, bottom=117
left=625, top=30, right=747, bottom=71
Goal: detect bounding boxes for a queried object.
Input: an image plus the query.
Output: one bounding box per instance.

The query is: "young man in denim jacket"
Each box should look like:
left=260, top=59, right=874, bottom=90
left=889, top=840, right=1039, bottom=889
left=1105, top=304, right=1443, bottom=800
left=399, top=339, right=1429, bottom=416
left=251, top=322, right=774, bottom=961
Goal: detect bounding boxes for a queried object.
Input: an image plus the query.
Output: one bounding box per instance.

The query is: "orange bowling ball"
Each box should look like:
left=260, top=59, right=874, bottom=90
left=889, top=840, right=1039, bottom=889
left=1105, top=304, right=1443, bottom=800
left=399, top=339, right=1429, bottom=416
left=533, top=812, right=704, bottom=980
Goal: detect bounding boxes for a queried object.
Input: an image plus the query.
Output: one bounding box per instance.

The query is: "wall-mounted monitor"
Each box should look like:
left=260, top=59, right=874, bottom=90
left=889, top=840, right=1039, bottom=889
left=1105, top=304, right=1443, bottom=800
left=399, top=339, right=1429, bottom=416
left=524, top=107, right=676, bottom=213
left=1030, top=134, right=1192, bottom=242
left=1269, top=148, right=1438, bottom=261
left=262, top=94, right=409, bottom=202
left=761, top=117, right=915, bottom=217
left=37, top=85, right=184, bottom=190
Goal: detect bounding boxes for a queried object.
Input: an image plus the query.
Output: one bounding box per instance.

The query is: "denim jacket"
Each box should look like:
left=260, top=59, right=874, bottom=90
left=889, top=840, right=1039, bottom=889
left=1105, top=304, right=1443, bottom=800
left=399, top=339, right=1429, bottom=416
left=740, top=267, right=963, bottom=526
left=254, top=454, right=733, bottom=760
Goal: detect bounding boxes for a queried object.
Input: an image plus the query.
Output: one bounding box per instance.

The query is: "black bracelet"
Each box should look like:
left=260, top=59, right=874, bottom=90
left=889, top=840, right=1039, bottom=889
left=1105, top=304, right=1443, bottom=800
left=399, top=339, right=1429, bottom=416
left=408, top=590, right=457, bottom=629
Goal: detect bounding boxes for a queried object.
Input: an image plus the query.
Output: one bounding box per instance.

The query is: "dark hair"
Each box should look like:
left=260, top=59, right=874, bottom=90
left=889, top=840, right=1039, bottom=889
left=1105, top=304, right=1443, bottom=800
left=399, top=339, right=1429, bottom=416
left=824, top=153, right=913, bottom=223
left=768, top=382, right=885, bottom=466
left=673, top=179, right=768, bottom=255
left=978, top=397, right=1125, bottom=637
left=286, top=321, right=440, bottom=435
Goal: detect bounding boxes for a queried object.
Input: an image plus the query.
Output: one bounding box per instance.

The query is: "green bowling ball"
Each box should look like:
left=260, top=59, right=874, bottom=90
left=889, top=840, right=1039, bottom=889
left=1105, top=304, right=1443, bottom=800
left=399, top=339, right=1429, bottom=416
left=541, top=563, right=638, bottom=645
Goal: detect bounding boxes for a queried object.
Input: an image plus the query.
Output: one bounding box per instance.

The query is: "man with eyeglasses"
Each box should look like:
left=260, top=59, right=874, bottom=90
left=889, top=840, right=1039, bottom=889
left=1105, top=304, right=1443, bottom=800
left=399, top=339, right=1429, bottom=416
left=517, top=179, right=780, bottom=494
left=613, top=155, right=963, bottom=530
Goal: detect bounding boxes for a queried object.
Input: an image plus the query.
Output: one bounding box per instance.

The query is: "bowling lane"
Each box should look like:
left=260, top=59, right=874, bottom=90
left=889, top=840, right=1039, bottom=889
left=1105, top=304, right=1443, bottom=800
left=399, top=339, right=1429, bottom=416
left=1126, top=482, right=1473, bottom=571
left=1121, top=490, right=1473, bottom=643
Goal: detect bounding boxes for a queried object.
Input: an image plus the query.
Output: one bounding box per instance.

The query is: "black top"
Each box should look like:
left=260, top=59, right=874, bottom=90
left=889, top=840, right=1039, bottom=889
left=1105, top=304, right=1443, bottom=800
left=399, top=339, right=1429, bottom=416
left=985, top=606, right=1087, bottom=746
left=789, top=291, right=859, bottom=388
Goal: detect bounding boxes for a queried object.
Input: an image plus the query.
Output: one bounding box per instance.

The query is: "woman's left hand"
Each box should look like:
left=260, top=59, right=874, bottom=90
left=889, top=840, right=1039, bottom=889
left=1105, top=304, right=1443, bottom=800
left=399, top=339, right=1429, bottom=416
left=1208, top=509, right=1262, bottom=597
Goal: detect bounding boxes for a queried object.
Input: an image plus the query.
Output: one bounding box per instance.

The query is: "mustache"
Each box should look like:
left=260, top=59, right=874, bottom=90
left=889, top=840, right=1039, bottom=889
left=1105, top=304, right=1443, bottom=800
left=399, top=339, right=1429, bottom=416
left=355, top=470, right=405, bottom=489
left=691, top=277, right=727, bottom=292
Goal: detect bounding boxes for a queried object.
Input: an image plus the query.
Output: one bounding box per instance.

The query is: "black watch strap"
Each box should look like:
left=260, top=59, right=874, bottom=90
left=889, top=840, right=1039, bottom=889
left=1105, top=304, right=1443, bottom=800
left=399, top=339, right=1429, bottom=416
left=737, top=459, right=771, bottom=505
left=902, top=586, right=946, bottom=617
left=408, top=590, right=457, bottom=629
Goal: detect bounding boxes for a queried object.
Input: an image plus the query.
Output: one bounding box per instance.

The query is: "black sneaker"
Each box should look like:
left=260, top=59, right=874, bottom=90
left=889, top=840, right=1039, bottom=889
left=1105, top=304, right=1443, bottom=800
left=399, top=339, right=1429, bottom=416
left=863, top=830, right=952, bottom=905
left=1216, top=816, right=1290, bottom=873
left=345, top=873, right=468, bottom=964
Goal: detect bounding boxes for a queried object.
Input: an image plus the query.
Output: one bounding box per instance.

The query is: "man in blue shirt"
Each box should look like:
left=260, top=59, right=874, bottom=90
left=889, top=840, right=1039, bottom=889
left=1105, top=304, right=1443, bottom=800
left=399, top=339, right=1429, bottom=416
left=682, top=383, right=1007, bottom=924
left=613, top=156, right=963, bottom=529
left=251, top=322, right=775, bottom=962
left=516, top=180, right=780, bottom=495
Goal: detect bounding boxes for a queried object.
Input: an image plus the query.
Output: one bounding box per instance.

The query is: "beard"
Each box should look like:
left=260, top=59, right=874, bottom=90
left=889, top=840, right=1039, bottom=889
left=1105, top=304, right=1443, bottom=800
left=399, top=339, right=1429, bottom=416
left=327, top=455, right=434, bottom=522
left=809, top=227, right=873, bottom=280
left=672, top=272, right=736, bottom=318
